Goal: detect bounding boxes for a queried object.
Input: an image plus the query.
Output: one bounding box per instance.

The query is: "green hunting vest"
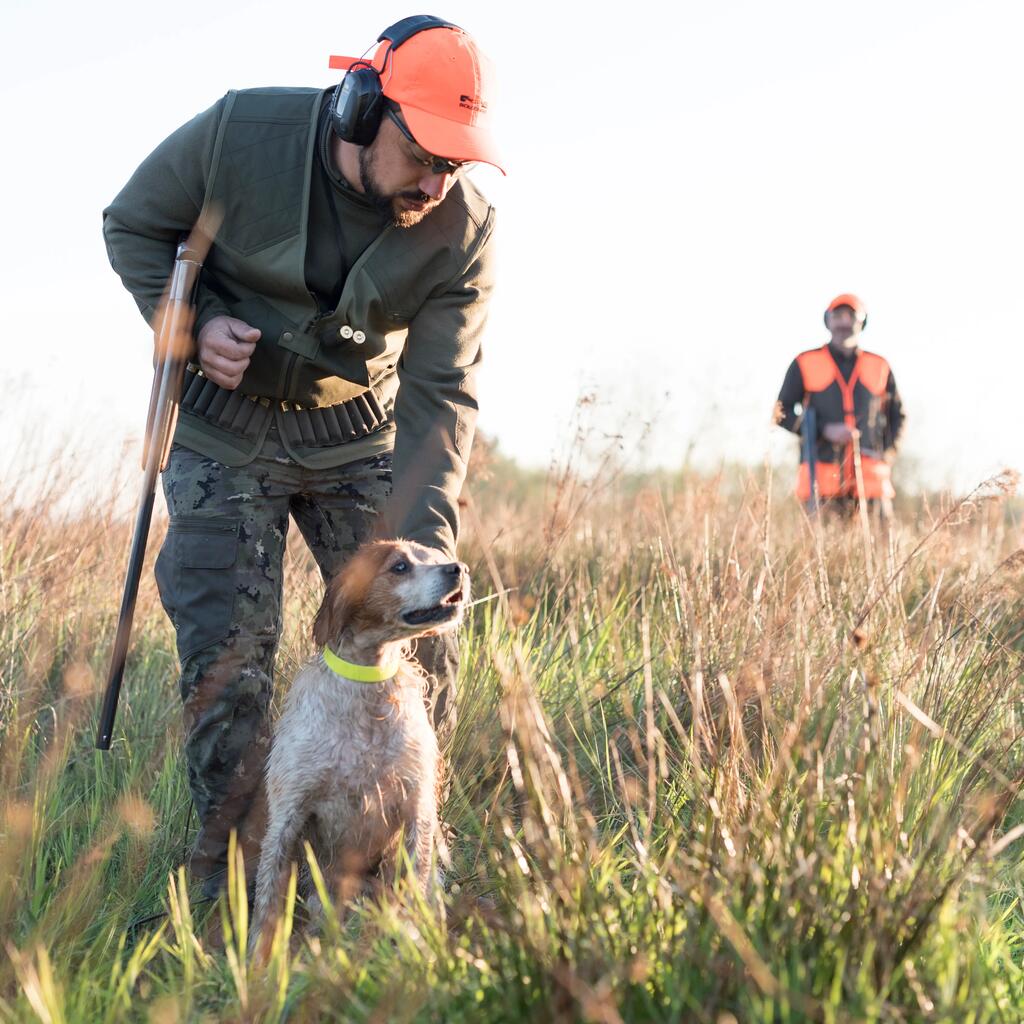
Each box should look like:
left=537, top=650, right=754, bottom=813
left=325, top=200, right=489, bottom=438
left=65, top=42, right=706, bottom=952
left=172, top=87, right=496, bottom=468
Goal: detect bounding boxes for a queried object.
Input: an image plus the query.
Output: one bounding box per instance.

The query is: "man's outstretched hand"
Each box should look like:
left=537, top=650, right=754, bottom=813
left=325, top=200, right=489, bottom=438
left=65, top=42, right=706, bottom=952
left=196, top=316, right=261, bottom=389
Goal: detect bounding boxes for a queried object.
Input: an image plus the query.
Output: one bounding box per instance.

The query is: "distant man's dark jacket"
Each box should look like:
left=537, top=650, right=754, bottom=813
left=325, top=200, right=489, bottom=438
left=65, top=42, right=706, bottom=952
left=103, top=87, right=497, bottom=555
left=776, top=344, right=904, bottom=455
left=776, top=342, right=904, bottom=499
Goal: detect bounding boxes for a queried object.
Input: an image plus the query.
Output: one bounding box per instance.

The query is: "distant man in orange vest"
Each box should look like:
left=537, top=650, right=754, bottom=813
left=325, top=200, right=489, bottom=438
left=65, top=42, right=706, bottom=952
left=774, top=294, right=904, bottom=514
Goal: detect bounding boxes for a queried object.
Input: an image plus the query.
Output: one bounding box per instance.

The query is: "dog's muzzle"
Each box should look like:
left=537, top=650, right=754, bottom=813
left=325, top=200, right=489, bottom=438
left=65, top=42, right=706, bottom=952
left=402, top=563, right=466, bottom=626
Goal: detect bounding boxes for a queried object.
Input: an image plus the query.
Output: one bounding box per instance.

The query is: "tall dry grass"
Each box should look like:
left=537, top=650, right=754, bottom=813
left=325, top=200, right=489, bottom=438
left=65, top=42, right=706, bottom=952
left=1, top=434, right=1022, bottom=1022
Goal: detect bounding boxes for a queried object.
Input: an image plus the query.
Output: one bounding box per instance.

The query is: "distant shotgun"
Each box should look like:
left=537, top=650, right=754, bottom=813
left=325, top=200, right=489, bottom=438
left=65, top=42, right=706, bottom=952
left=96, top=217, right=217, bottom=750
left=802, top=406, right=819, bottom=516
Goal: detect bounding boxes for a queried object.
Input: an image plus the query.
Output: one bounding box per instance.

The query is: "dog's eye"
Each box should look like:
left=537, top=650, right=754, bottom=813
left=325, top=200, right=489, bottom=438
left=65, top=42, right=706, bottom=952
left=390, top=560, right=410, bottom=574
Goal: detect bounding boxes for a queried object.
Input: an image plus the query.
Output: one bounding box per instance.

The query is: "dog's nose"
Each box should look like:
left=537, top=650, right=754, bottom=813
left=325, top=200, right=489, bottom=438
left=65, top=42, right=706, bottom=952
left=442, top=562, right=465, bottom=577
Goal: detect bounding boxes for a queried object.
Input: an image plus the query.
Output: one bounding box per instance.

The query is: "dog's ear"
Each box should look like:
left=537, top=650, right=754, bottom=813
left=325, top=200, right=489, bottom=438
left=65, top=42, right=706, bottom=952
left=312, top=573, right=350, bottom=646
left=312, top=543, right=396, bottom=645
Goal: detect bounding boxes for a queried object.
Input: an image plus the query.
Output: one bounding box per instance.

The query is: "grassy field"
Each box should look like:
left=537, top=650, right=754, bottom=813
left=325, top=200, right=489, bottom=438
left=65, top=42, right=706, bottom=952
left=1, top=442, right=1023, bottom=1023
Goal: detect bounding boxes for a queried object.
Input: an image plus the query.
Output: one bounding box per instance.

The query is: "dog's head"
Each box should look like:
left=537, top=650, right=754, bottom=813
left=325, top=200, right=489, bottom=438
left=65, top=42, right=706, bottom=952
left=313, top=540, right=470, bottom=649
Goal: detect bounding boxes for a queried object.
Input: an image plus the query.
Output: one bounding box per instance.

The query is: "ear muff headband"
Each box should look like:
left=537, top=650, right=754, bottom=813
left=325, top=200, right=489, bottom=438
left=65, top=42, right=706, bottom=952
left=379, top=14, right=460, bottom=50
left=330, top=16, right=463, bottom=146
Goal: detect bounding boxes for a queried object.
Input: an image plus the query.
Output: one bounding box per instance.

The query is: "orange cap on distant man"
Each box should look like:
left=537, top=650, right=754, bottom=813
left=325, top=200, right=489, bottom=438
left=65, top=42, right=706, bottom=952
left=826, top=293, right=867, bottom=318
left=330, top=25, right=505, bottom=174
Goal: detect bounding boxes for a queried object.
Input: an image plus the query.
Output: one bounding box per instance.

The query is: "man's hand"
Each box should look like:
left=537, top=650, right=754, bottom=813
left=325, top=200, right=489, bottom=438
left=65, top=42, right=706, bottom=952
left=822, top=422, right=855, bottom=445
left=196, top=316, right=261, bottom=390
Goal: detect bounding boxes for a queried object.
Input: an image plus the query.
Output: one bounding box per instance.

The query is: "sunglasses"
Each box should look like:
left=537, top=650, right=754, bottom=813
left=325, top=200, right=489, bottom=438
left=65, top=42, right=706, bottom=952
left=384, top=103, right=474, bottom=176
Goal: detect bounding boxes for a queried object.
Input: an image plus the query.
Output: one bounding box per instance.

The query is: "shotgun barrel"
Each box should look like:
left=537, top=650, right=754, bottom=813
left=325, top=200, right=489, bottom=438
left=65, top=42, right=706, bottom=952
left=96, top=223, right=214, bottom=750
left=802, top=406, right=819, bottom=516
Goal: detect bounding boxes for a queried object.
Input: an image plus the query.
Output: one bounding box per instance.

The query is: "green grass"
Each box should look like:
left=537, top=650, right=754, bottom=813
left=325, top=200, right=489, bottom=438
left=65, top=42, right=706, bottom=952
left=1, top=457, right=1023, bottom=1022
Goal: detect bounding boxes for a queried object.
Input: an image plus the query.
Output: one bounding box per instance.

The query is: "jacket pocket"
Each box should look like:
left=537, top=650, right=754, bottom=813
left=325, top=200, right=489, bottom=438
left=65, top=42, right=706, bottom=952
left=155, top=515, right=240, bottom=661
left=210, top=120, right=308, bottom=256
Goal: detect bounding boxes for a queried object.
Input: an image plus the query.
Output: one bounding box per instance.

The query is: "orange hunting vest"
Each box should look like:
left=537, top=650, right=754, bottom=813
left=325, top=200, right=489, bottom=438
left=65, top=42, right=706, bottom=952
left=795, top=346, right=895, bottom=501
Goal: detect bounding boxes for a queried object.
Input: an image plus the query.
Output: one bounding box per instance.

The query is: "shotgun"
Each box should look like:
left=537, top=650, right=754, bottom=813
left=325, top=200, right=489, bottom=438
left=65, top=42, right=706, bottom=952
left=802, top=406, right=819, bottom=516
left=96, top=217, right=216, bottom=750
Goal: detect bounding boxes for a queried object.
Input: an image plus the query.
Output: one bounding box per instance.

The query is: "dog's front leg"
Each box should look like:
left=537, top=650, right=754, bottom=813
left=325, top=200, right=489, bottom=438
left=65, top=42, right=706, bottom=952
left=404, top=790, right=444, bottom=913
left=249, top=802, right=308, bottom=965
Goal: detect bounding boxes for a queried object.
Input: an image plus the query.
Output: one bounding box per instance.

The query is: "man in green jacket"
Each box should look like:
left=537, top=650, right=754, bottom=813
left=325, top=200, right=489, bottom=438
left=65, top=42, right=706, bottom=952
left=102, top=16, right=502, bottom=898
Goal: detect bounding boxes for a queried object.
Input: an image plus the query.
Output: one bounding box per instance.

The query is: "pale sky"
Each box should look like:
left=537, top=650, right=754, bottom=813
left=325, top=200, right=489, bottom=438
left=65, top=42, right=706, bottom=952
left=2, top=0, right=1022, bottom=497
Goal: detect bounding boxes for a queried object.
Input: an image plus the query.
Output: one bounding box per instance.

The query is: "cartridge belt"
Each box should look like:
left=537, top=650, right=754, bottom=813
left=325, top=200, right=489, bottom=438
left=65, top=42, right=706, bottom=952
left=179, top=365, right=391, bottom=448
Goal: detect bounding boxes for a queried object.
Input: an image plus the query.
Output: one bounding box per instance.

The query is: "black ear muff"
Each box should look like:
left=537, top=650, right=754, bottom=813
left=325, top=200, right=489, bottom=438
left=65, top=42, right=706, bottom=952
left=330, top=64, right=385, bottom=145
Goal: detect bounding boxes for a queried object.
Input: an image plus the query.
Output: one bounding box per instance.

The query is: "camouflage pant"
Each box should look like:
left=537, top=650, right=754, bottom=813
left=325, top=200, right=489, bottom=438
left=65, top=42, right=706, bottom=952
left=155, top=424, right=458, bottom=896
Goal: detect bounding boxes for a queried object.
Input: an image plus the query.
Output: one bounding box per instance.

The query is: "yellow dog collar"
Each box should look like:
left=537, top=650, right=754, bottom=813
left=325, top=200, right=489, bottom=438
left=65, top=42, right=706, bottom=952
left=323, top=646, right=399, bottom=683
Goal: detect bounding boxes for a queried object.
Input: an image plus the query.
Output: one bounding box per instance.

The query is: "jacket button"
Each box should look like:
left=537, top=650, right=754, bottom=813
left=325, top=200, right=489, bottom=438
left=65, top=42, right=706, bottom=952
left=282, top=331, right=293, bottom=342
left=353, top=330, right=366, bottom=345
left=339, top=325, right=354, bottom=339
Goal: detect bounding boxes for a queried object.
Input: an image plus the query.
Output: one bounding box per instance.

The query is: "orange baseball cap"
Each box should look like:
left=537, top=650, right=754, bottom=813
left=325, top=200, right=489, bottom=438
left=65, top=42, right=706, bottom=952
left=330, top=25, right=505, bottom=174
left=826, top=293, right=867, bottom=317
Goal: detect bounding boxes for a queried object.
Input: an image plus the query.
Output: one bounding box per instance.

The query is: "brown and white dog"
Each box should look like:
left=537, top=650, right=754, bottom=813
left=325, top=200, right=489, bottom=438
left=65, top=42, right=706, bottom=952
left=249, top=540, right=468, bottom=961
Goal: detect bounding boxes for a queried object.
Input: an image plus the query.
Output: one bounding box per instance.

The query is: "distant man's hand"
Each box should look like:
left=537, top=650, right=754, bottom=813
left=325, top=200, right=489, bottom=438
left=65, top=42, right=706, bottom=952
left=822, top=422, right=854, bottom=445
left=196, top=316, right=261, bottom=390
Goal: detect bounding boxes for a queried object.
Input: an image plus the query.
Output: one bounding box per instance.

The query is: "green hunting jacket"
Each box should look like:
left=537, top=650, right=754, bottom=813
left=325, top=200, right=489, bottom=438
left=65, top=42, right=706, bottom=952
left=102, top=87, right=497, bottom=556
